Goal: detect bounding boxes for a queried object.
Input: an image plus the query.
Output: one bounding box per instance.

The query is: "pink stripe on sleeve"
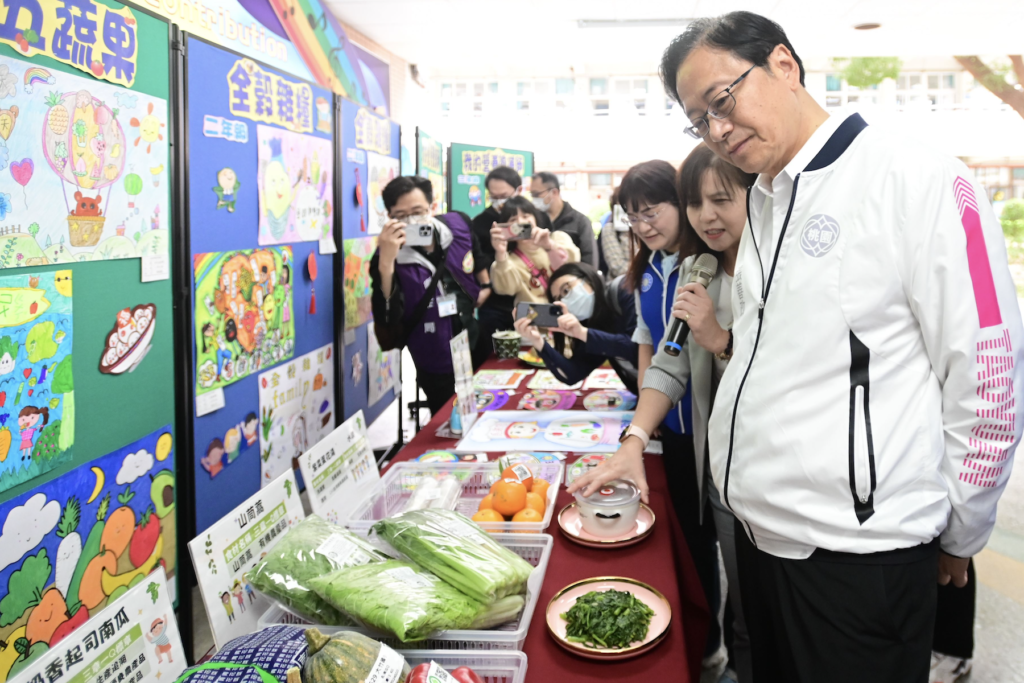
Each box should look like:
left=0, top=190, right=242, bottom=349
left=954, top=176, right=1002, bottom=329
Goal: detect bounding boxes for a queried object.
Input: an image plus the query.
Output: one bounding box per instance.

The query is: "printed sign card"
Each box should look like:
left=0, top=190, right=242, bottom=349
left=297, top=411, right=379, bottom=524
left=449, top=330, right=477, bottom=432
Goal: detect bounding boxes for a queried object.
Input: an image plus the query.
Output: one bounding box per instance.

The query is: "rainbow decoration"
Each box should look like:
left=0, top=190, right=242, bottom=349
left=23, top=67, right=54, bottom=94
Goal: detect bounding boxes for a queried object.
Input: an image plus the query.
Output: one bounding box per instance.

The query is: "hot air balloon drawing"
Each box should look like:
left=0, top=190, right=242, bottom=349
left=42, top=90, right=125, bottom=247
left=124, top=171, right=142, bottom=212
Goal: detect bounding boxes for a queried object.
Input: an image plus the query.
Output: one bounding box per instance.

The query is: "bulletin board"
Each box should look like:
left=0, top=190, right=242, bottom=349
left=416, top=128, right=446, bottom=214
left=183, top=36, right=337, bottom=534
left=340, top=98, right=400, bottom=427
left=448, top=142, right=534, bottom=219
left=0, top=2, right=181, bottom=679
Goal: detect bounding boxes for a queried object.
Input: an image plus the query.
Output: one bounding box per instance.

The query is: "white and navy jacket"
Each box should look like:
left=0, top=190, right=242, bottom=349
left=706, top=112, right=1023, bottom=560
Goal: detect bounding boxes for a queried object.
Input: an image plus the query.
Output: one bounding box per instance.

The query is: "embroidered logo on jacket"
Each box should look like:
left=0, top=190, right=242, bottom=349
left=641, top=273, right=654, bottom=292
left=800, top=214, right=840, bottom=257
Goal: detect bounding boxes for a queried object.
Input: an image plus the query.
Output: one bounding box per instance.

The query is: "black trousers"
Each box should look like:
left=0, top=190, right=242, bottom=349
left=660, top=429, right=722, bottom=658
left=736, top=518, right=938, bottom=683
left=417, top=370, right=455, bottom=417
left=933, top=559, right=975, bottom=659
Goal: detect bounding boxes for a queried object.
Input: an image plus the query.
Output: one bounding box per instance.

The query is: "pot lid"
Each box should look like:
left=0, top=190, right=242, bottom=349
left=575, top=479, right=640, bottom=508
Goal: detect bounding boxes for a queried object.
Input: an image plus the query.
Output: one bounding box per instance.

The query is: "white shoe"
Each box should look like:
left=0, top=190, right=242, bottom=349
left=930, top=652, right=973, bottom=683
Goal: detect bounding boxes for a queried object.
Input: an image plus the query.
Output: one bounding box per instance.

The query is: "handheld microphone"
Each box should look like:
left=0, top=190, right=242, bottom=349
left=663, top=253, right=719, bottom=357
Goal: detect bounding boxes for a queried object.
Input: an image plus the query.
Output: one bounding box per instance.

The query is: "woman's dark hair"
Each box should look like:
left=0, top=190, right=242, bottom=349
left=618, top=160, right=681, bottom=292
left=496, top=195, right=552, bottom=231
left=546, top=262, right=614, bottom=354
left=677, top=145, right=757, bottom=261
left=659, top=11, right=805, bottom=105
left=382, top=176, right=433, bottom=211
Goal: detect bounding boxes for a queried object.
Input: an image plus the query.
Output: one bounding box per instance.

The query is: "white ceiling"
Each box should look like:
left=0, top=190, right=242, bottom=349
left=325, top=0, right=1024, bottom=78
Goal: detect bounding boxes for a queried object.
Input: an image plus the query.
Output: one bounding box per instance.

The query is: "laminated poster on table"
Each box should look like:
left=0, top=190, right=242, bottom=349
left=527, top=370, right=583, bottom=391
left=296, top=410, right=380, bottom=525
left=582, top=368, right=627, bottom=391
left=472, top=369, right=533, bottom=390
left=453, top=410, right=633, bottom=454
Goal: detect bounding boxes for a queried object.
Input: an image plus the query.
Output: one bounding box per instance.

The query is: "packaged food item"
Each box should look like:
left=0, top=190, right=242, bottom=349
left=404, top=475, right=462, bottom=512
left=175, top=625, right=307, bottom=682
left=303, top=628, right=410, bottom=683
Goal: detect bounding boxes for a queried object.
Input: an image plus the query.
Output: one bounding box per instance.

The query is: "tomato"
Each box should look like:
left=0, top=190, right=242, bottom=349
left=450, top=666, right=484, bottom=683
left=406, top=663, right=431, bottom=683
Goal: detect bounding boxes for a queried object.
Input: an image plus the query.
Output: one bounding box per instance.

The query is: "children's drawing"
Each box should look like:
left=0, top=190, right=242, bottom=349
left=256, top=125, right=333, bottom=245
left=582, top=368, right=627, bottom=390
left=583, top=389, right=637, bottom=411
left=527, top=370, right=583, bottom=391
left=258, top=343, right=335, bottom=485
left=200, top=410, right=259, bottom=479
left=475, top=390, right=510, bottom=411
left=213, top=167, right=240, bottom=212
left=473, top=369, right=532, bottom=390
left=367, top=326, right=398, bottom=407
left=0, top=56, right=169, bottom=270
left=98, top=303, right=156, bottom=374
left=351, top=351, right=363, bottom=384
left=366, top=151, right=399, bottom=235
left=0, top=270, right=73, bottom=494
left=518, top=390, right=576, bottom=411
left=0, top=427, right=175, bottom=681
left=453, top=411, right=631, bottom=454
left=343, top=237, right=375, bottom=329
left=193, top=248, right=295, bottom=395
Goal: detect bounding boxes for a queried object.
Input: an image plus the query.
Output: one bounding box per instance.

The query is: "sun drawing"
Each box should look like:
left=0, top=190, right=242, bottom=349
left=130, top=102, right=165, bottom=154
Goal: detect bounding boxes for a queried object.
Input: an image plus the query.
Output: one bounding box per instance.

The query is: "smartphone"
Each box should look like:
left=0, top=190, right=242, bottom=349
left=516, top=302, right=562, bottom=328
left=496, top=221, right=534, bottom=241
left=403, top=222, right=434, bottom=247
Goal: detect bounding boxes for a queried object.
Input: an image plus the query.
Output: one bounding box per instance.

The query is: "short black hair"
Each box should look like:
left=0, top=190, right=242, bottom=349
left=382, top=175, right=433, bottom=211
left=533, top=172, right=559, bottom=190
left=245, top=412, right=257, bottom=424
left=496, top=195, right=553, bottom=230
left=484, top=166, right=522, bottom=192
left=659, top=11, right=805, bottom=105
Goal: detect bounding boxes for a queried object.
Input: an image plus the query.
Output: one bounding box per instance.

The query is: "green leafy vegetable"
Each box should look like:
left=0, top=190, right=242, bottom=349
left=0, top=550, right=52, bottom=627
left=561, top=589, right=655, bottom=649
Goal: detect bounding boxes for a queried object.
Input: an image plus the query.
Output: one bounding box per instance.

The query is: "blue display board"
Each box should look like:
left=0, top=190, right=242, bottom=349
left=186, top=37, right=337, bottom=533
left=340, top=98, right=400, bottom=427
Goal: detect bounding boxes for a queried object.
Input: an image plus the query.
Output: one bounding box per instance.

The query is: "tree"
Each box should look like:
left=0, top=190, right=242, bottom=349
left=832, top=57, right=902, bottom=88
left=954, top=55, right=1024, bottom=119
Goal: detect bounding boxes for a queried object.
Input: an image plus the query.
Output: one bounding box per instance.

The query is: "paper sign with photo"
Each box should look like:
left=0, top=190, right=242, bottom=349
left=297, top=411, right=380, bottom=525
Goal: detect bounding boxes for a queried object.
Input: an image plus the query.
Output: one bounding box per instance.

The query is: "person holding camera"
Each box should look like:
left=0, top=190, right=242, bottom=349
left=513, top=262, right=639, bottom=393
left=531, top=171, right=597, bottom=267
left=370, top=176, right=486, bottom=415
left=490, top=196, right=580, bottom=307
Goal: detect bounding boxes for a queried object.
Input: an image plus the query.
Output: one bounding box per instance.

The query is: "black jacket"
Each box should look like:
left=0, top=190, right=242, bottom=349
left=551, top=201, right=597, bottom=267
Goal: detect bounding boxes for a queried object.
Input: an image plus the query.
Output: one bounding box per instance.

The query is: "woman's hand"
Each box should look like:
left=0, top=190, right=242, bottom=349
left=671, top=282, right=729, bottom=355
left=378, top=219, right=406, bottom=270
left=567, top=438, right=649, bottom=503
left=490, top=223, right=509, bottom=260
left=553, top=301, right=588, bottom=342
left=476, top=287, right=491, bottom=308
left=531, top=226, right=554, bottom=252
left=513, top=313, right=545, bottom=351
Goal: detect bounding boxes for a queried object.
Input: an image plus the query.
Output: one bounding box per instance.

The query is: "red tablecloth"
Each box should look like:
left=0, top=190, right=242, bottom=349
left=385, top=357, right=710, bottom=682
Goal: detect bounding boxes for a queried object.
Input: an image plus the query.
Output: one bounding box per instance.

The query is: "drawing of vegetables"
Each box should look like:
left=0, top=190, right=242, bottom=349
left=101, top=486, right=136, bottom=559
left=54, top=498, right=81, bottom=599
left=66, top=492, right=108, bottom=614
left=72, top=119, right=86, bottom=147
left=0, top=549, right=51, bottom=628
left=45, top=92, right=68, bottom=135
left=25, top=587, right=67, bottom=645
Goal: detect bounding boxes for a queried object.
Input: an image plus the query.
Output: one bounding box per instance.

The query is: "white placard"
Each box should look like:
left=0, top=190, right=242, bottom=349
left=196, top=387, right=225, bottom=416
left=319, top=236, right=338, bottom=255
left=9, top=569, right=185, bottom=683
left=299, top=411, right=380, bottom=524
left=188, top=470, right=305, bottom=649
left=450, top=330, right=477, bottom=433
left=140, top=254, right=171, bottom=282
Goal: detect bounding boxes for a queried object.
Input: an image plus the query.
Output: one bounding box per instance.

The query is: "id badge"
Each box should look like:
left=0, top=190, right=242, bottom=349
left=437, top=293, right=458, bottom=317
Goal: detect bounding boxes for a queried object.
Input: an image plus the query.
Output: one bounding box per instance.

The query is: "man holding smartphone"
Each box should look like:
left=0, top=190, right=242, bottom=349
left=370, top=176, right=486, bottom=415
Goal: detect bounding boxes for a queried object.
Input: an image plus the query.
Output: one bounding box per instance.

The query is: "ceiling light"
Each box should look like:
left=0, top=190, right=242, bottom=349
left=578, top=19, right=692, bottom=29
left=853, top=22, right=882, bottom=30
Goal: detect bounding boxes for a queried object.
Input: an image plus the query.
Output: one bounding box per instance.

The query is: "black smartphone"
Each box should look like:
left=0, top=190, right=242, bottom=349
left=516, top=302, right=562, bottom=327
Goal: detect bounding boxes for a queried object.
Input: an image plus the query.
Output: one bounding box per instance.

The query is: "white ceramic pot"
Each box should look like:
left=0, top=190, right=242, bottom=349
left=574, top=479, right=641, bottom=537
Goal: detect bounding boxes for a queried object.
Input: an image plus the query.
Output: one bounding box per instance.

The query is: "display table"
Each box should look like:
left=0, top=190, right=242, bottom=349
left=384, top=357, right=710, bottom=682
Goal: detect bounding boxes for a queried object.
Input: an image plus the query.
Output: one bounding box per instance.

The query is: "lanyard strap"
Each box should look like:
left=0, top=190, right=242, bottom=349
left=516, top=250, right=547, bottom=290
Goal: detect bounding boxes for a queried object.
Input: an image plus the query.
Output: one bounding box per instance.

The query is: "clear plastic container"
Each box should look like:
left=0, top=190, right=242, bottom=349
left=402, top=650, right=528, bottom=683
left=256, top=533, right=553, bottom=651
left=344, top=461, right=564, bottom=534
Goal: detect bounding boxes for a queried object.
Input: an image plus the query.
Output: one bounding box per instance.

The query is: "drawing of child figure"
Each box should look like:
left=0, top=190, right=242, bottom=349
left=544, top=419, right=618, bottom=449
left=244, top=580, right=255, bottom=604
left=145, top=616, right=174, bottom=663
left=485, top=420, right=540, bottom=441
left=201, top=438, right=225, bottom=478
left=224, top=427, right=242, bottom=464
left=279, top=265, right=292, bottom=326
left=221, top=592, right=235, bottom=623
left=231, top=579, right=246, bottom=613
left=241, top=412, right=258, bottom=448
left=17, top=406, right=48, bottom=460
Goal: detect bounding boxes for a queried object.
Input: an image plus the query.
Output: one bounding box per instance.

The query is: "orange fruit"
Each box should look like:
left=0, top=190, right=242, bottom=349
left=511, top=508, right=543, bottom=523
left=501, top=464, right=534, bottom=492
left=531, top=479, right=550, bottom=502
left=478, top=494, right=494, bottom=511
left=525, top=492, right=546, bottom=515
left=492, top=479, right=528, bottom=517
left=472, top=509, right=504, bottom=523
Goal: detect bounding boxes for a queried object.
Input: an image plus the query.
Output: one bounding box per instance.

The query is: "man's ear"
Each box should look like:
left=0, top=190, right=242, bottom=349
left=770, top=44, right=802, bottom=91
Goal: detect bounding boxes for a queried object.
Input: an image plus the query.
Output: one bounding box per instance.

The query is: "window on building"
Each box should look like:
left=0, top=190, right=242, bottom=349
left=473, top=83, right=484, bottom=97
left=517, top=100, right=529, bottom=111
left=517, top=82, right=531, bottom=96
left=614, top=79, right=630, bottom=96
left=847, top=95, right=859, bottom=103
left=441, top=101, right=450, bottom=113
left=928, top=74, right=940, bottom=90
left=589, top=173, right=612, bottom=187
left=634, top=99, right=646, bottom=112
left=943, top=74, right=956, bottom=89
left=896, top=75, right=907, bottom=90
left=556, top=78, right=575, bottom=95
left=1013, top=168, right=1024, bottom=180
left=825, top=95, right=842, bottom=107
left=455, top=83, right=467, bottom=97
left=535, top=81, right=551, bottom=96
left=590, top=78, right=608, bottom=96
left=473, top=102, right=483, bottom=114
left=826, top=74, right=842, bottom=91
left=633, top=79, right=648, bottom=93
left=489, top=82, right=498, bottom=94
left=593, top=100, right=609, bottom=114
left=441, top=83, right=452, bottom=98
left=909, top=75, right=922, bottom=88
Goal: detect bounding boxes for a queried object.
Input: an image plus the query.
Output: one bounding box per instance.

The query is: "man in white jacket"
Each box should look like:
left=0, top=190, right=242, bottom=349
left=569, top=11, right=1022, bottom=682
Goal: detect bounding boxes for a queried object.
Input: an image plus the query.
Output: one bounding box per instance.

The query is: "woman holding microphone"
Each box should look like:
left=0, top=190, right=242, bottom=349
left=569, top=147, right=756, bottom=681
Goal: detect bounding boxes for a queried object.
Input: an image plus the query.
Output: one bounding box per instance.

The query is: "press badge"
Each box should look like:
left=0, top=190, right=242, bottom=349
left=437, top=293, right=458, bottom=317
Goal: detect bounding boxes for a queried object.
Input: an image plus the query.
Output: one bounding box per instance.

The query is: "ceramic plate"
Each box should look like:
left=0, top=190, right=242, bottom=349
left=546, top=577, right=672, bottom=661
left=557, top=502, right=655, bottom=549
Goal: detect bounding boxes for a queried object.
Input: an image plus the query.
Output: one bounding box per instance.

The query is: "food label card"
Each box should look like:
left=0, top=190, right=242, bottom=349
left=297, top=411, right=380, bottom=525
left=450, top=331, right=478, bottom=432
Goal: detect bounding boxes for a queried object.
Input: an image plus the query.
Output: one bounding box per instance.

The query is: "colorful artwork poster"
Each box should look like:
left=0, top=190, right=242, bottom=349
left=198, top=408, right=260, bottom=481
left=0, top=427, right=176, bottom=682
left=453, top=410, right=631, bottom=454
left=527, top=370, right=582, bottom=391
left=583, top=368, right=626, bottom=390
left=518, top=390, right=577, bottom=411
left=0, top=55, right=169, bottom=270
left=256, top=124, right=333, bottom=245
left=366, top=151, right=399, bottom=235
left=342, top=237, right=374, bottom=330
left=0, top=270, right=73, bottom=494
left=417, top=129, right=445, bottom=214
left=258, top=343, right=335, bottom=486
left=449, top=143, right=533, bottom=220
left=367, top=326, right=398, bottom=408
left=193, top=247, right=295, bottom=396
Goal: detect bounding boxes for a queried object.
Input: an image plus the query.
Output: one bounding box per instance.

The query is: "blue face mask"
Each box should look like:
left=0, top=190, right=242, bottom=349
left=561, top=281, right=595, bottom=321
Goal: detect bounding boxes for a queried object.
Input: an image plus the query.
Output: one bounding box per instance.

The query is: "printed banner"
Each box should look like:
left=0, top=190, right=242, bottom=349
left=367, top=326, right=397, bottom=408
left=0, top=427, right=176, bottom=682
left=366, top=151, right=399, bottom=235
left=193, top=247, right=295, bottom=396
left=296, top=411, right=378, bottom=524
left=188, top=469, right=304, bottom=649
left=449, top=142, right=532, bottom=219
left=0, top=0, right=138, bottom=87
left=416, top=129, right=444, bottom=213
left=256, top=125, right=333, bottom=245
left=353, top=108, right=390, bottom=154
left=460, top=147, right=526, bottom=176
left=342, top=237, right=374, bottom=330
left=8, top=568, right=184, bottom=683
left=258, top=342, right=335, bottom=485
left=227, top=58, right=314, bottom=134
left=0, top=270, right=73, bottom=494
left=449, top=330, right=475, bottom=431
left=454, top=410, right=631, bottom=454
left=0, top=55, right=168, bottom=269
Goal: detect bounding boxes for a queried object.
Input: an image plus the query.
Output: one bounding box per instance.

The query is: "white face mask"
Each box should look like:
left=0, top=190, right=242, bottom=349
left=561, top=281, right=595, bottom=321
left=492, top=197, right=509, bottom=210
left=532, top=195, right=551, bottom=212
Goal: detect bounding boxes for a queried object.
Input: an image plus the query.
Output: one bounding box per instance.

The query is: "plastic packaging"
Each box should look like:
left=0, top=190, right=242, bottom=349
left=175, top=625, right=307, bottom=682
left=247, top=515, right=389, bottom=624
left=432, top=476, right=462, bottom=510
left=303, top=629, right=411, bottom=683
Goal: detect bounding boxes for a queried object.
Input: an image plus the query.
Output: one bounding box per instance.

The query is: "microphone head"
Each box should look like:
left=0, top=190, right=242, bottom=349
left=689, top=253, right=719, bottom=287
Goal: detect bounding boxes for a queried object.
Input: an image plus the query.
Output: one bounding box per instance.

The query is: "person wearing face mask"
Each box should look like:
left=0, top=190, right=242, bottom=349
left=370, top=176, right=486, bottom=416
left=490, top=196, right=580, bottom=306
left=531, top=172, right=597, bottom=268
left=598, top=186, right=635, bottom=279
left=512, top=262, right=639, bottom=394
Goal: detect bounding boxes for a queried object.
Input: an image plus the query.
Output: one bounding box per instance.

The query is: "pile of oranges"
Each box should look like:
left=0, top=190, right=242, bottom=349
left=472, top=464, right=550, bottom=524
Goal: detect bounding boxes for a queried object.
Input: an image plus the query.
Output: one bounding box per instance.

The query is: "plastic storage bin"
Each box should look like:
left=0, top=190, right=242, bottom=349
left=402, top=650, right=528, bottom=683
left=257, top=533, right=553, bottom=651
left=345, top=461, right=564, bottom=533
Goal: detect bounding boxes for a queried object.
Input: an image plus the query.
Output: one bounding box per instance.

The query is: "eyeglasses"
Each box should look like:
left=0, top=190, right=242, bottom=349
left=684, top=65, right=756, bottom=140
left=390, top=209, right=431, bottom=221
left=530, top=187, right=554, bottom=199
left=622, top=204, right=666, bottom=228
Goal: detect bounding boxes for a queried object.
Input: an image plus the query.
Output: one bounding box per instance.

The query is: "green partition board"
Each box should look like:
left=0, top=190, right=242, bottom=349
left=447, top=142, right=534, bottom=219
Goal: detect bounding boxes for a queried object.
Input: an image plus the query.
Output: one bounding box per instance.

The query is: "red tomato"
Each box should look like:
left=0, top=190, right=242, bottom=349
left=450, top=666, right=484, bottom=683
left=406, top=663, right=431, bottom=683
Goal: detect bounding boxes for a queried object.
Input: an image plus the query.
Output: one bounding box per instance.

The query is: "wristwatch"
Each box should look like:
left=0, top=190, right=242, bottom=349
left=618, top=424, right=650, bottom=449
left=716, top=329, right=734, bottom=362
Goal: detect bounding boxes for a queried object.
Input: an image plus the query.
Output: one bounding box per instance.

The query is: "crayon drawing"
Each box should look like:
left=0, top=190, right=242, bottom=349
left=199, top=409, right=260, bottom=480
left=367, top=327, right=397, bottom=407
left=366, top=151, right=399, bottom=235
left=454, top=411, right=631, bottom=454
left=257, top=125, right=333, bottom=245
left=0, top=270, right=74, bottom=494
left=193, top=248, right=295, bottom=395
left=342, top=237, right=375, bottom=329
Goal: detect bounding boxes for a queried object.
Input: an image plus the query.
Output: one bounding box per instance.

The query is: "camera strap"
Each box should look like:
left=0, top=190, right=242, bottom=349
left=397, top=260, right=449, bottom=348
